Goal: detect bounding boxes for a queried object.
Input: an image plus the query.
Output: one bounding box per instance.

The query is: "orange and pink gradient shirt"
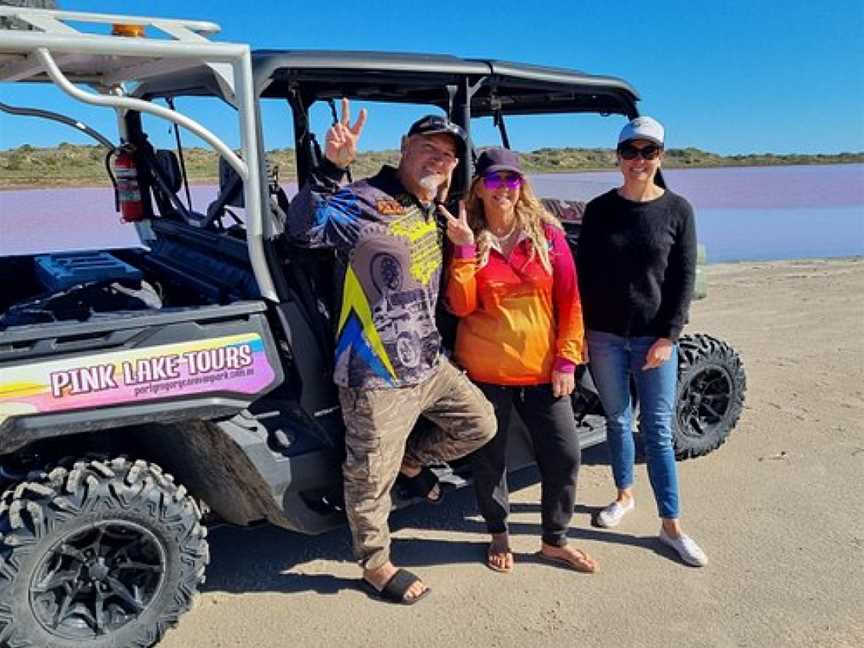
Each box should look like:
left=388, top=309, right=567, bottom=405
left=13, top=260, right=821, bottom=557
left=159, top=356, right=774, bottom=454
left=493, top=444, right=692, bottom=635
left=446, top=223, right=587, bottom=385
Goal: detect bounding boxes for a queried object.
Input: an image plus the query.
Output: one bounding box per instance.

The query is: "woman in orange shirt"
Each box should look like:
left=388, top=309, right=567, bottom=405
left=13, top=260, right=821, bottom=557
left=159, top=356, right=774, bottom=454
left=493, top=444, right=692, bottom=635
left=441, top=148, right=597, bottom=574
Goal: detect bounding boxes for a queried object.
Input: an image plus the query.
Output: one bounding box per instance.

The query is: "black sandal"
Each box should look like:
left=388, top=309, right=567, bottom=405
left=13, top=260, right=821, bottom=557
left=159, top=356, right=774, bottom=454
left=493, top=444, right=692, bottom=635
left=362, top=569, right=431, bottom=605
left=397, top=466, right=443, bottom=504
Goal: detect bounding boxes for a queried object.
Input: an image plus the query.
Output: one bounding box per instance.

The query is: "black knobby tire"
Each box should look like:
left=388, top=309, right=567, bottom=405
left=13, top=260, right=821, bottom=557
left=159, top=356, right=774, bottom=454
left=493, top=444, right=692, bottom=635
left=0, top=457, right=209, bottom=648
left=673, top=333, right=747, bottom=459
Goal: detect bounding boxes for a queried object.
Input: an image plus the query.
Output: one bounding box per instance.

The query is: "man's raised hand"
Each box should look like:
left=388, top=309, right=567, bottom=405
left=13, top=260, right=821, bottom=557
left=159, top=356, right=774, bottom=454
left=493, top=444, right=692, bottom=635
left=324, top=98, right=367, bottom=169
left=439, top=201, right=474, bottom=246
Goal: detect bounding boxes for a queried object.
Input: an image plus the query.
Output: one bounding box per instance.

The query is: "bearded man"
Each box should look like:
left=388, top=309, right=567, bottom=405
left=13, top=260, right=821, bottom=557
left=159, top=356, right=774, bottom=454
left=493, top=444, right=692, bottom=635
left=287, top=99, right=495, bottom=605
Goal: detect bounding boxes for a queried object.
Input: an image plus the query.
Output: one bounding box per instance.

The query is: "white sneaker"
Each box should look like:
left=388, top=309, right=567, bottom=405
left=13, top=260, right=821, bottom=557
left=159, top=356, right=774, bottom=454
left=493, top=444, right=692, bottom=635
left=596, top=498, right=635, bottom=528
left=659, top=528, right=708, bottom=567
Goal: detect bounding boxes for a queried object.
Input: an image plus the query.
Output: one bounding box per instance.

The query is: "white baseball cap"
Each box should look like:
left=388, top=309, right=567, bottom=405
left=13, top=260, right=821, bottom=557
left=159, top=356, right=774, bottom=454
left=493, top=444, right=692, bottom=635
left=618, top=116, right=665, bottom=146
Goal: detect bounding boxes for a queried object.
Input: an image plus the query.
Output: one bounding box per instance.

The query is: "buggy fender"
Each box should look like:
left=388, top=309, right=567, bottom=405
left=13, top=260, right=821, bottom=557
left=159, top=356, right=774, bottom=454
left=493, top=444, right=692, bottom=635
left=138, top=411, right=344, bottom=533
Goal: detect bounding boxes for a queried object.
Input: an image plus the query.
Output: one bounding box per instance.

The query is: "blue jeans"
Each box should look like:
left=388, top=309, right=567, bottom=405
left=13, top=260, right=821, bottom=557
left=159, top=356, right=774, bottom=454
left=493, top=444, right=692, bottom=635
left=586, top=330, right=680, bottom=519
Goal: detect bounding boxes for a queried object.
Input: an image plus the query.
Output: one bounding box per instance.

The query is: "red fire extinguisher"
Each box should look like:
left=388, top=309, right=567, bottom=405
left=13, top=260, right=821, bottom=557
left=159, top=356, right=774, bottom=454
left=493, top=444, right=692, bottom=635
left=114, top=145, right=144, bottom=222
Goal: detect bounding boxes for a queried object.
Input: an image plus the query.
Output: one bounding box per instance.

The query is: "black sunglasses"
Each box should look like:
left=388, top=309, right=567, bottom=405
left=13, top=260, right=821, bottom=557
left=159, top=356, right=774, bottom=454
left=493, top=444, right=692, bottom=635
left=618, top=143, right=662, bottom=160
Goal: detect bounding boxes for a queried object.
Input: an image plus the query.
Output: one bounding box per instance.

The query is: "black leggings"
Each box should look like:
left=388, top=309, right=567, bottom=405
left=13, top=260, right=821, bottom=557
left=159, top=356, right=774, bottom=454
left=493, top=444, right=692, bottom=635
left=471, top=382, right=582, bottom=547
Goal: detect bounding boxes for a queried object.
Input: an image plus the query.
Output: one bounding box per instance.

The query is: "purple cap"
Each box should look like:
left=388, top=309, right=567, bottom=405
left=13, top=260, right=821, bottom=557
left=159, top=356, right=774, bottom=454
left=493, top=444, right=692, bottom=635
left=475, top=147, right=523, bottom=176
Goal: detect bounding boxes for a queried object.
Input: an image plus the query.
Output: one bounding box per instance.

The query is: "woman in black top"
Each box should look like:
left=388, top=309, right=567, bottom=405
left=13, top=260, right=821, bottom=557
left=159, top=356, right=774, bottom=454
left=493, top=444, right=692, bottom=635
left=577, top=116, right=707, bottom=567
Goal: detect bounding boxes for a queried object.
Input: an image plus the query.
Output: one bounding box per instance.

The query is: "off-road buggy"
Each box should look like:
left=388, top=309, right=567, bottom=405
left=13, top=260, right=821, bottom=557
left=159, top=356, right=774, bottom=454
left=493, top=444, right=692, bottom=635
left=0, top=7, right=745, bottom=647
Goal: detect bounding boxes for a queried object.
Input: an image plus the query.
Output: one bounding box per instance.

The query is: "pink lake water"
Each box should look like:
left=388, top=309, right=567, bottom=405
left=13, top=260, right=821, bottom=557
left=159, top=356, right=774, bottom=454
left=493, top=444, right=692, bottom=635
left=1, top=164, right=862, bottom=263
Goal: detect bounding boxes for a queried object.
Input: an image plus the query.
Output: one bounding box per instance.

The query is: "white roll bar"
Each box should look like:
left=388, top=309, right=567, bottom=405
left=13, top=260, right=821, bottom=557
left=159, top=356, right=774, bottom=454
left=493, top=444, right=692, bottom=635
left=0, top=7, right=277, bottom=301
left=34, top=49, right=248, bottom=179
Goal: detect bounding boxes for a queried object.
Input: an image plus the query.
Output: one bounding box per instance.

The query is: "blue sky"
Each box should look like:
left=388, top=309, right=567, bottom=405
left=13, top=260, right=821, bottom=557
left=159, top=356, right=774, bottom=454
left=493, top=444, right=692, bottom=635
left=1, top=0, right=862, bottom=155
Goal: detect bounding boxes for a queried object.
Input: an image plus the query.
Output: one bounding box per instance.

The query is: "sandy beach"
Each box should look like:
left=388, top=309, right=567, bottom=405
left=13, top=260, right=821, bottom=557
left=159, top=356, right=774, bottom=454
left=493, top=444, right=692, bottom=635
left=157, top=258, right=864, bottom=648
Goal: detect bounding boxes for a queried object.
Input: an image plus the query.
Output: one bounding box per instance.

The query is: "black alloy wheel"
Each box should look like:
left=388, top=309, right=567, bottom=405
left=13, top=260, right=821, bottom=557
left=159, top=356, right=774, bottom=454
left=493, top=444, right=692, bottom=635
left=679, top=366, right=733, bottom=437
left=30, top=521, right=165, bottom=640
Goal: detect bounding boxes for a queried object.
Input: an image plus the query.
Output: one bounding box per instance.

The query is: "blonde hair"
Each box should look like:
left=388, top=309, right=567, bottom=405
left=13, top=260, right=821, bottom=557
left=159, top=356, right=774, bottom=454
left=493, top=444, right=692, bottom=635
left=466, top=175, right=562, bottom=273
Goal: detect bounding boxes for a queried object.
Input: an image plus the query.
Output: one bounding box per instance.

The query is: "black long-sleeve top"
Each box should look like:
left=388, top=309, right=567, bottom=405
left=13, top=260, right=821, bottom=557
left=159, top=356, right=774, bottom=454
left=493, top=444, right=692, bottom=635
left=577, top=189, right=697, bottom=341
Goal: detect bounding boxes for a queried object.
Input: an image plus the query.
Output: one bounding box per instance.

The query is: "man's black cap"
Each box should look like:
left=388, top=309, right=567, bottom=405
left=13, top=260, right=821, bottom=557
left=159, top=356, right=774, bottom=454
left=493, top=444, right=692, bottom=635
left=407, top=114, right=468, bottom=148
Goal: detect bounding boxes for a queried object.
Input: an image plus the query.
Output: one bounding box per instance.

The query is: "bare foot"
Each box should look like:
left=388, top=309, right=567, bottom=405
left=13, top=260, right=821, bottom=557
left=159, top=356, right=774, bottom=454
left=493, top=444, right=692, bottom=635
left=487, top=532, right=514, bottom=573
left=364, top=561, right=428, bottom=603
left=539, top=542, right=598, bottom=573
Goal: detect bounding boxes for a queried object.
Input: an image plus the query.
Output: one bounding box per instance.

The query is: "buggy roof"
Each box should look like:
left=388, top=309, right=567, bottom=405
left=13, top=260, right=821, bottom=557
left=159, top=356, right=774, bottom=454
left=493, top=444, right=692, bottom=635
left=136, top=50, right=640, bottom=118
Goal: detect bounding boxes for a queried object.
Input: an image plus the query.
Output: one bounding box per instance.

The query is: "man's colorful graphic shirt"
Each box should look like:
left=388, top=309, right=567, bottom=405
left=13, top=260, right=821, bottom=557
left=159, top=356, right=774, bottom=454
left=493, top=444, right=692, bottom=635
left=287, top=163, right=443, bottom=389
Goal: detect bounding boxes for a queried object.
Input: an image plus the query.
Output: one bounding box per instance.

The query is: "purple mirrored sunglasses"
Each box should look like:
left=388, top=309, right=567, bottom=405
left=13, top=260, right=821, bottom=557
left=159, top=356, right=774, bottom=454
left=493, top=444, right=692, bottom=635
left=482, top=172, right=523, bottom=190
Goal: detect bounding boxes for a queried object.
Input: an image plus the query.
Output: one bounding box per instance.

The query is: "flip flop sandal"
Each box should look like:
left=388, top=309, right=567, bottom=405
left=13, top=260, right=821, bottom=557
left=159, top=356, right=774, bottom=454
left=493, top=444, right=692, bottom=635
left=362, top=569, right=431, bottom=605
left=535, top=549, right=597, bottom=574
left=397, top=466, right=443, bottom=505
left=486, top=546, right=514, bottom=574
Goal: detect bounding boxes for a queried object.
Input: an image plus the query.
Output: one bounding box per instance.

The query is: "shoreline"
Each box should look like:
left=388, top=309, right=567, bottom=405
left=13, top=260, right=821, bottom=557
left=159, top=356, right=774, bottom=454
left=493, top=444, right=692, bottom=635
left=0, top=178, right=218, bottom=192
left=2, top=160, right=862, bottom=191
left=699, top=253, right=863, bottom=266
left=529, top=159, right=864, bottom=175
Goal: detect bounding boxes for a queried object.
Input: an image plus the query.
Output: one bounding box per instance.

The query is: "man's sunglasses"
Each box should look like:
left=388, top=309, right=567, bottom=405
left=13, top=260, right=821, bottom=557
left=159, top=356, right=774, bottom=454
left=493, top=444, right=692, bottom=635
left=618, top=144, right=662, bottom=160
left=482, top=172, right=523, bottom=190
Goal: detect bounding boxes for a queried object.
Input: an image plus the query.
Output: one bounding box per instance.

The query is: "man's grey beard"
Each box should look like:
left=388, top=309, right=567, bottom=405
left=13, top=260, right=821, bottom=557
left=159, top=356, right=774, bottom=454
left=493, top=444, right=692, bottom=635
left=418, top=174, right=445, bottom=193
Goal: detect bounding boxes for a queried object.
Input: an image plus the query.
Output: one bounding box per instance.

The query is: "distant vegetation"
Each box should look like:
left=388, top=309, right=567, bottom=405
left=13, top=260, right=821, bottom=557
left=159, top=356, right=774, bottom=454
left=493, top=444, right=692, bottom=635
left=1, top=143, right=861, bottom=188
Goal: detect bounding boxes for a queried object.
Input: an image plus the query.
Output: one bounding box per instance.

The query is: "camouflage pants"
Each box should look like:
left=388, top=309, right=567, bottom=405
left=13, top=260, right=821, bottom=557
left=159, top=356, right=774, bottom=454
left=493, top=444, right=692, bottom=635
left=338, top=357, right=496, bottom=571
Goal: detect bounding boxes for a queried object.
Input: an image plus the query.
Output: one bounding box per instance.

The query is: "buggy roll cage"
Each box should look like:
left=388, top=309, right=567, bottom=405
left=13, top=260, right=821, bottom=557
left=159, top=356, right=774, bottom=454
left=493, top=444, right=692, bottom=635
left=0, top=99, right=114, bottom=149
left=1, top=6, right=643, bottom=302
left=134, top=50, right=642, bottom=198
left=0, top=6, right=278, bottom=300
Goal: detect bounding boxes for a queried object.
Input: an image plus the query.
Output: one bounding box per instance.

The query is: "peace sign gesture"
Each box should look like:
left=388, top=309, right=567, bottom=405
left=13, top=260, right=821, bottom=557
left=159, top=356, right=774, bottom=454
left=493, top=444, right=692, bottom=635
left=324, top=98, right=368, bottom=169
left=439, top=200, right=475, bottom=246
